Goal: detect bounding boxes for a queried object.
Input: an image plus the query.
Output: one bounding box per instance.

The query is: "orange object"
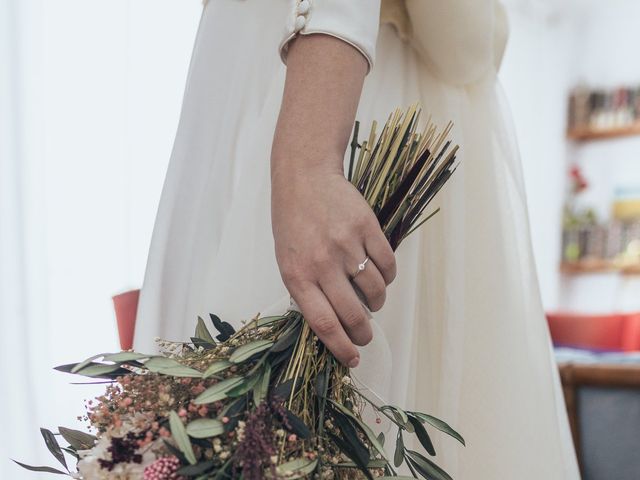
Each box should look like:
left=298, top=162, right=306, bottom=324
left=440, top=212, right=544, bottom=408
left=547, top=312, right=640, bottom=352
left=112, top=289, right=140, bottom=350
left=621, top=314, right=640, bottom=351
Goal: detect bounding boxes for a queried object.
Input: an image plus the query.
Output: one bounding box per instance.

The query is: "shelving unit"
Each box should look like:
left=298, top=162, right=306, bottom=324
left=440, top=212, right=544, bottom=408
left=561, top=260, right=640, bottom=275
left=562, top=86, right=640, bottom=281
left=567, top=123, right=640, bottom=141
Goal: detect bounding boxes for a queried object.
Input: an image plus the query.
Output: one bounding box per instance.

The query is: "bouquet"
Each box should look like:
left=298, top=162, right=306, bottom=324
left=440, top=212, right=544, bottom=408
left=16, top=105, right=463, bottom=480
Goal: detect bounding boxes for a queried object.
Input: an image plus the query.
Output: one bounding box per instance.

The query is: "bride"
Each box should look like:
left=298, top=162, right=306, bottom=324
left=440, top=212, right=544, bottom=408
left=134, top=0, right=580, bottom=477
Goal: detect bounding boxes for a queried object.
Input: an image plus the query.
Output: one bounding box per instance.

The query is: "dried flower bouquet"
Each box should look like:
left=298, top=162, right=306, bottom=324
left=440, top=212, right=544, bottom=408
left=17, top=105, right=463, bottom=480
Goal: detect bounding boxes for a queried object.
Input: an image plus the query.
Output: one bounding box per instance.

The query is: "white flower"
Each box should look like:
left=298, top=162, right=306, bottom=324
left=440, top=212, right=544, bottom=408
left=75, top=433, right=162, bottom=479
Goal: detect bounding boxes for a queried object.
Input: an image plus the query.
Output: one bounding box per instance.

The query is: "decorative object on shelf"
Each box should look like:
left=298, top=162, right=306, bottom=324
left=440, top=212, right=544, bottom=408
left=561, top=169, right=640, bottom=274
left=15, top=106, right=464, bottom=480
left=610, top=187, right=640, bottom=270
left=567, top=85, right=640, bottom=140
left=562, top=165, right=602, bottom=263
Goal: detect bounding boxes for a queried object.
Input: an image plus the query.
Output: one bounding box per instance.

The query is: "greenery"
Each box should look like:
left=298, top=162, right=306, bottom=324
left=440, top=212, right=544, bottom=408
left=16, top=105, right=462, bottom=479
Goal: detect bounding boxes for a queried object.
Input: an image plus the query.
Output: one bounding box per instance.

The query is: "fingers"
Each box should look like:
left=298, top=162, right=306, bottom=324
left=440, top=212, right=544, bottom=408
left=320, top=275, right=373, bottom=346
left=289, top=281, right=360, bottom=368
left=350, top=257, right=387, bottom=312
left=364, top=230, right=397, bottom=285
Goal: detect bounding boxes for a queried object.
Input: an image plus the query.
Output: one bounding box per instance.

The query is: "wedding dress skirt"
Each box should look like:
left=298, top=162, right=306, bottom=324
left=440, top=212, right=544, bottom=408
left=135, top=1, right=580, bottom=477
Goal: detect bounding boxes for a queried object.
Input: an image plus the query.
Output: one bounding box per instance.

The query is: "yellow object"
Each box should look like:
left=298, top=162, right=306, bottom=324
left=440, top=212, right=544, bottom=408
left=612, top=198, right=640, bottom=220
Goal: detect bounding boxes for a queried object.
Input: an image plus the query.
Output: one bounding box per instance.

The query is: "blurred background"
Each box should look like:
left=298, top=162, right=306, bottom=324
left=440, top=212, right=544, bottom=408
left=2, top=0, right=639, bottom=478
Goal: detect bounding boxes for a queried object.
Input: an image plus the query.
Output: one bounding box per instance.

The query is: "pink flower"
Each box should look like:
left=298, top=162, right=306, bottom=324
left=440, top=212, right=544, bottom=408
left=143, top=456, right=185, bottom=480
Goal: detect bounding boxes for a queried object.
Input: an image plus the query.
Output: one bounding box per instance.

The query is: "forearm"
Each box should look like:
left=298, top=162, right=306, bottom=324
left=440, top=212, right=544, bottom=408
left=271, top=34, right=368, bottom=178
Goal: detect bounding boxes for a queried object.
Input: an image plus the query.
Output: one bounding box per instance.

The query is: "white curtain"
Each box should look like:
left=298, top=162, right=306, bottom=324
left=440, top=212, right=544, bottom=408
left=0, top=1, right=200, bottom=477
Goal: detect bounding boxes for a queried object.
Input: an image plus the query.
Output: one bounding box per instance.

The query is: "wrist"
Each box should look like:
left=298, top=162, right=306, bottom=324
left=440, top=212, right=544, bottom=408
left=270, top=148, right=344, bottom=183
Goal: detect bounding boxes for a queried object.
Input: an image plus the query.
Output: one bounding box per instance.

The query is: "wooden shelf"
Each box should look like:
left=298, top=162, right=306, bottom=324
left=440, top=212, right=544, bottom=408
left=561, top=260, right=640, bottom=275
left=567, top=123, right=640, bottom=141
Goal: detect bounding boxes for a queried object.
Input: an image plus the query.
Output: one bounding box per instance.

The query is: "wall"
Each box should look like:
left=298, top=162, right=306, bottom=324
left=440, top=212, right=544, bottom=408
left=500, top=0, right=640, bottom=313
left=560, top=0, right=640, bottom=313
left=499, top=1, right=583, bottom=309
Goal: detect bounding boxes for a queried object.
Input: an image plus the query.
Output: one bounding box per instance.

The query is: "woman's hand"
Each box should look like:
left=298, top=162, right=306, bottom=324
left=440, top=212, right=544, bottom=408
left=271, top=34, right=396, bottom=367
left=271, top=163, right=396, bottom=368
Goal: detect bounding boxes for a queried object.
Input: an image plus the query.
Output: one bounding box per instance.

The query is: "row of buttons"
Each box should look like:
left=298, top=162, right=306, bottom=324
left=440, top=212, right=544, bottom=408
left=294, top=0, right=311, bottom=32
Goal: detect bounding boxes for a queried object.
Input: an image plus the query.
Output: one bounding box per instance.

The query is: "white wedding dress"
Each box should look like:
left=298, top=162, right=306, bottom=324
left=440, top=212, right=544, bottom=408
left=134, top=1, right=580, bottom=478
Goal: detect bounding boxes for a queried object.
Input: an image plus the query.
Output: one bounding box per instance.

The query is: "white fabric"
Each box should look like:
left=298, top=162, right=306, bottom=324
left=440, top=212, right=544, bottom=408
left=1, top=1, right=52, bottom=475
left=0, top=2, right=200, bottom=478
left=135, top=1, right=580, bottom=477
left=279, top=0, right=381, bottom=73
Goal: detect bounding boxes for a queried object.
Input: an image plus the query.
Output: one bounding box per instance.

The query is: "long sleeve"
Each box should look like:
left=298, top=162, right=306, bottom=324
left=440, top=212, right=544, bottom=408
left=279, top=0, right=382, bottom=74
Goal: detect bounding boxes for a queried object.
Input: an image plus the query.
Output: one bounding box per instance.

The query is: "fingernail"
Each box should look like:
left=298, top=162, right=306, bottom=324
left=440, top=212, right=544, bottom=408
left=348, top=356, right=360, bottom=368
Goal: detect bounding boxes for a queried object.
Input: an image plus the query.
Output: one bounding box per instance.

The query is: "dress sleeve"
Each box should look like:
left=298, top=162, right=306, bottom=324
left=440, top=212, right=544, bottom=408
left=279, top=0, right=382, bottom=74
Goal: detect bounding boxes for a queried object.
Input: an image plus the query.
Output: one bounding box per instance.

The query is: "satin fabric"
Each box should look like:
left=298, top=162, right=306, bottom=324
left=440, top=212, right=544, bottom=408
left=135, top=1, right=580, bottom=477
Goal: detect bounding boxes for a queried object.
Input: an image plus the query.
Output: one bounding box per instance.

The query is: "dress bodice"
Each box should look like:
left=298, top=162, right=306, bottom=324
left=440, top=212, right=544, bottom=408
left=382, top=0, right=509, bottom=85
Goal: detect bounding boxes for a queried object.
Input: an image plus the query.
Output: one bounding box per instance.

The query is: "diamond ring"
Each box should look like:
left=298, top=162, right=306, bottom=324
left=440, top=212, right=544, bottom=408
left=352, top=256, right=369, bottom=279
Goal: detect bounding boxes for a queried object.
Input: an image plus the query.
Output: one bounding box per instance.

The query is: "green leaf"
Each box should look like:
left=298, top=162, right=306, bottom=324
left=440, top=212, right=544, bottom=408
left=76, top=363, right=122, bottom=377
left=219, top=397, right=246, bottom=428
left=270, top=323, right=302, bottom=353
left=12, top=460, right=67, bottom=475
left=202, top=360, right=232, bottom=379
left=376, top=477, right=417, bottom=479
left=408, top=414, right=436, bottom=456
left=253, top=363, right=271, bottom=406
left=145, top=357, right=202, bottom=378
left=144, top=357, right=180, bottom=368
left=256, top=315, right=287, bottom=327
left=328, top=432, right=373, bottom=480
left=209, top=314, right=235, bottom=342
left=195, top=316, right=216, bottom=344
left=70, top=353, right=106, bottom=373
left=40, top=428, right=67, bottom=471
left=328, top=400, right=388, bottom=461
left=194, top=377, right=244, bottom=404
left=229, top=340, right=273, bottom=364
left=227, top=375, right=259, bottom=398
left=282, top=409, right=311, bottom=439
left=331, top=409, right=370, bottom=468
left=394, top=429, right=404, bottom=468
left=381, top=405, right=412, bottom=432
left=61, top=447, right=79, bottom=460
left=55, top=362, right=129, bottom=380
left=212, top=460, right=233, bottom=480
left=58, top=427, right=96, bottom=450
left=405, top=450, right=453, bottom=480
left=409, top=412, right=465, bottom=446
left=274, top=457, right=318, bottom=479
left=272, top=377, right=302, bottom=400
left=102, top=352, right=149, bottom=363
left=191, top=337, right=215, bottom=350
left=176, top=460, right=217, bottom=476
left=169, top=411, right=197, bottom=465
left=186, top=419, right=224, bottom=439
left=335, top=459, right=388, bottom=468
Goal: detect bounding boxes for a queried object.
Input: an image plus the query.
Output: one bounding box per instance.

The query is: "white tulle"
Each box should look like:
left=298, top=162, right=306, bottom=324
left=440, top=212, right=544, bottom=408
left=134, top=1, right=580, bottom=477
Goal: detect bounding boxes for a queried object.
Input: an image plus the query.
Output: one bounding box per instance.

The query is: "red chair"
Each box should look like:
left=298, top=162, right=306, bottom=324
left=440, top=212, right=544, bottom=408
left=547, top=312, right=640, bottom=352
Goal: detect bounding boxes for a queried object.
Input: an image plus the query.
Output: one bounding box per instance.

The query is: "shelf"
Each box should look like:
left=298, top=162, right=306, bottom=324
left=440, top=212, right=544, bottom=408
left=561, top=261, right=640, bottom=275
left=567, top=123, right=640, bottom=141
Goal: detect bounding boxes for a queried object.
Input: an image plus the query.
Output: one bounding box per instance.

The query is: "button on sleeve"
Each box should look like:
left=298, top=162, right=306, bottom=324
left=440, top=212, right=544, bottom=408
left=279, top=0, right=382, bottom=74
